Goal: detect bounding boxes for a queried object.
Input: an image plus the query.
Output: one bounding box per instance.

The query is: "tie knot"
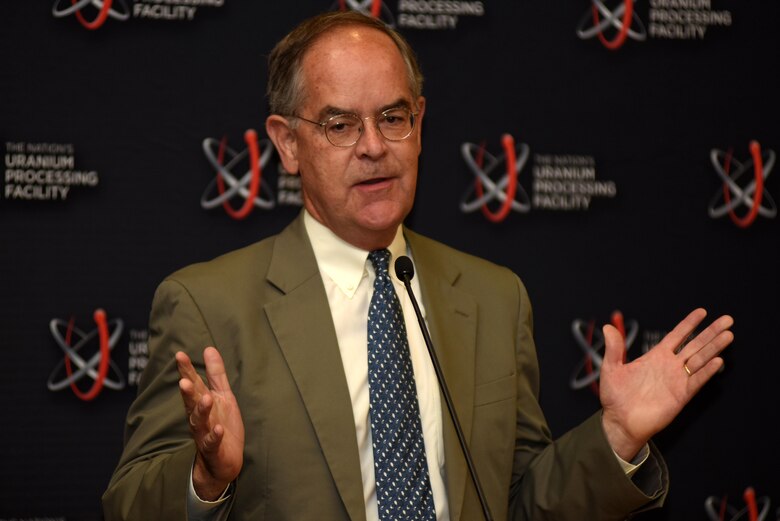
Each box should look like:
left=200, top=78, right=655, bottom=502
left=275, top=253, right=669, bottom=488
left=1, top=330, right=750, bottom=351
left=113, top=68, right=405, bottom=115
left=368, top=249, right=391, bottom=276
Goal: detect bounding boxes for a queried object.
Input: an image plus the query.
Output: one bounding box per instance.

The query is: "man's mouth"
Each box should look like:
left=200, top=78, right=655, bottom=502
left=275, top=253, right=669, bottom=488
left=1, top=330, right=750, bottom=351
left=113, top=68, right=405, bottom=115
left=360, top=177, right=388, bottom=185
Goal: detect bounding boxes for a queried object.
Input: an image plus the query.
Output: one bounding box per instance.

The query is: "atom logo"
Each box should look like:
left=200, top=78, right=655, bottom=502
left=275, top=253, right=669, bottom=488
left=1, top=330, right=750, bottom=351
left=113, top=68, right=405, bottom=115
left=334, top=0, right=396, bottom=26
left=576, top=0, right=647, bottom=50
left=48, top=309, right=126, bottom=401
left=709, top=140, right=776, bottom=228
left=705, top=487, right=773, bottom=521
left=460, top=134, right=531, bottom=223
left=52, top=0, right=130, bottom=30
left=201, top=129, right=276, bottom=220
left=570, top=311, right=638, bottom=395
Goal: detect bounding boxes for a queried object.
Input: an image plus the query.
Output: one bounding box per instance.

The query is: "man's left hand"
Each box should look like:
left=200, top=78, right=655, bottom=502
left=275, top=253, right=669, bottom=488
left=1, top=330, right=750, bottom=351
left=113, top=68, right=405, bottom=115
left=599, top=308, right=734, bottom=461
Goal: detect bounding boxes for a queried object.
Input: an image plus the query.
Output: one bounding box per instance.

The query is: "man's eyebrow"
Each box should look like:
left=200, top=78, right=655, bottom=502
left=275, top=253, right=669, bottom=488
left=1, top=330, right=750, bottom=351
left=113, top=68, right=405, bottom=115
left=316, top=98, right=413, bottom=119
left=379, top=98, right=412, bottom=112
left=318, top=105, right=352, bottom=119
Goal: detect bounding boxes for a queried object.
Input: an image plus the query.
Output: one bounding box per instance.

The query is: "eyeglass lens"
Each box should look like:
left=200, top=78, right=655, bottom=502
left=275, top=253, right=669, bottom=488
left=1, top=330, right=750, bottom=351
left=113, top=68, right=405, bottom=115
left=324, top=108, right=414, bottom=146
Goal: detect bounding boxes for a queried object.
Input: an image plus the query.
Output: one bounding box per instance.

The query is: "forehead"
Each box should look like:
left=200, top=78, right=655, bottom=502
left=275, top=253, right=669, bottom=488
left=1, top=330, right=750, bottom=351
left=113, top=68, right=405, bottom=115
left=299, top=26, right=413, bottom=114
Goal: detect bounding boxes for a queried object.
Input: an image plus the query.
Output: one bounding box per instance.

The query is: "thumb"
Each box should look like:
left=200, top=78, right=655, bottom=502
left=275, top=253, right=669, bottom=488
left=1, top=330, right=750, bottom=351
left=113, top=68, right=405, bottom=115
left=603, top=324, right=626, bottom=368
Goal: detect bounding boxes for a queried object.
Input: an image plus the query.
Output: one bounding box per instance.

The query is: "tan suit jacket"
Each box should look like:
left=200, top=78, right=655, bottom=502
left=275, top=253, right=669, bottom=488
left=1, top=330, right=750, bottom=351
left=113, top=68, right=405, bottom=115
left=102, top=212, right=668, bottom=520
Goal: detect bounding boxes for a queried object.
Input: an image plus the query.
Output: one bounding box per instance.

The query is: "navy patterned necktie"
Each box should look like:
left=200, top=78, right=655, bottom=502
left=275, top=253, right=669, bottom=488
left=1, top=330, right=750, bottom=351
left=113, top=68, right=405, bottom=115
left=367, top=249, right=436, bottom=521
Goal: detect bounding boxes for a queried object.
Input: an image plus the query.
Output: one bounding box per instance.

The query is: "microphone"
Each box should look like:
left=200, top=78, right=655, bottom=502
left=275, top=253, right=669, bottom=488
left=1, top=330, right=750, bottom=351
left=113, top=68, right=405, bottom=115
left=394, top=255, right=494, bottom=521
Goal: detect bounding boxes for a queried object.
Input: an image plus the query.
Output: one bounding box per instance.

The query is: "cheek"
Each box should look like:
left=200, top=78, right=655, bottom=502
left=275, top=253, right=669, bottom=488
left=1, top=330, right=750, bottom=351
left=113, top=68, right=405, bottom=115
left=299, top=168, right=346, bottom=210
left=301, top=146, right=350, bottom=178
left=297, top=153, right=337, bottom=191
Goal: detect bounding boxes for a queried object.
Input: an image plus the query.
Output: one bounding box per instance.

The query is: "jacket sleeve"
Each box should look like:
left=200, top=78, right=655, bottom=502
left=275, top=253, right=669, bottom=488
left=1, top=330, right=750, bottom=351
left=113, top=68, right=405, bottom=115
left=508, top=275, right=669, bottom=521
left=102, top=279, right=230, bottom=520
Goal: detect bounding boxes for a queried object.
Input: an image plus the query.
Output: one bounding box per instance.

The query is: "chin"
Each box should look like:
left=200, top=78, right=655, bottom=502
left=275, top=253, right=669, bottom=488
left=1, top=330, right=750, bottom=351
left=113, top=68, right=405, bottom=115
left=359, top=202, right=409, bottom=231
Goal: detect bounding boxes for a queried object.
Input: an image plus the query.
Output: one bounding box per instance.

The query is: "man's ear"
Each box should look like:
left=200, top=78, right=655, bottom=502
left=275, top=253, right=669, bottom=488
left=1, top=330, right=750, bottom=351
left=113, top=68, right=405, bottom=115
left=266, top=115, right=299, bottom=175
left=414, top=96, right=426, bottom=150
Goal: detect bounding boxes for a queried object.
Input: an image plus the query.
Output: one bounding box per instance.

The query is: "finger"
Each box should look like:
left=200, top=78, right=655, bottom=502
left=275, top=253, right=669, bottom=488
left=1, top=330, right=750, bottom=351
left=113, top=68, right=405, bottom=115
left=199, top=423, right=225, bottom=456
left=683, top=329, right=734, bottom=373
left=602, top=324, right=626, bottom=368
left=188, top=392, right=215, bottom=436
left=176, top=351, right=204, bottom=385
left=176, top=351, right=206, bottom=412
left=663, top=308, right=707, bottom=353
left=687, top=356, right=724, bottom=392
left=203, top=346, right=231, bottom=393
left=178, top=376, right=200, bottom=415
left=678, top=314, right=734, bottom=359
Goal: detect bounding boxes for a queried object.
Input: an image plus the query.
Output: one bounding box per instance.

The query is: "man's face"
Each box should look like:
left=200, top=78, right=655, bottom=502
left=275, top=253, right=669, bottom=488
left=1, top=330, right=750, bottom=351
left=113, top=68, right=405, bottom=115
left=273, top=26, right=425, bottom=251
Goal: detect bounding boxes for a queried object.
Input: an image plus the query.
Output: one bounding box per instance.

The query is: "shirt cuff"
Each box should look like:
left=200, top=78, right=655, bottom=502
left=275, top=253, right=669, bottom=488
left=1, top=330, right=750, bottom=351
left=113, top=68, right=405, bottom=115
left=613, top=444, right=650, bottom=478
left=187, top=461, right=233, bottom=520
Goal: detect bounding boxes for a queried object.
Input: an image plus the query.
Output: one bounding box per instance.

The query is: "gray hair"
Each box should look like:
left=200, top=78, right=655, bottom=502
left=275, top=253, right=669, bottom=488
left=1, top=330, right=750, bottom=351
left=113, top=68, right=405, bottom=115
left=266, top=11, right=424, bottom=116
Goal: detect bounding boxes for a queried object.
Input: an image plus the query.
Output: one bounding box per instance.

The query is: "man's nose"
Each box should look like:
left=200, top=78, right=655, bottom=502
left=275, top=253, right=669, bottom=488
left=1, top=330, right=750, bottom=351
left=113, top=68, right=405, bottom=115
left=354, top=117, right=387, bottom=158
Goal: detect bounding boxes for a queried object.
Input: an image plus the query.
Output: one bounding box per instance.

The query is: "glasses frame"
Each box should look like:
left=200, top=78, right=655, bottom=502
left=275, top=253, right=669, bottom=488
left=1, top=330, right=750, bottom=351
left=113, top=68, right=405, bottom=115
left=293, top=107, right=419, bottom=148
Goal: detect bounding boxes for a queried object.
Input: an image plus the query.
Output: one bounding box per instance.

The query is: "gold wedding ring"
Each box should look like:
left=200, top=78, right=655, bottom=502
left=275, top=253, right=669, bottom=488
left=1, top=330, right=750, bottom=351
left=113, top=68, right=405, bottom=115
left=683, top=363, right=693, bottom=377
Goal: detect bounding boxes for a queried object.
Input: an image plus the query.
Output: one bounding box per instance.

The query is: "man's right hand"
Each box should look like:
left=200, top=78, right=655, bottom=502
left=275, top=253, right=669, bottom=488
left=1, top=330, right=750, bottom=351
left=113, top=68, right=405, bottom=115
left=176, top=347, right=245, bottom=501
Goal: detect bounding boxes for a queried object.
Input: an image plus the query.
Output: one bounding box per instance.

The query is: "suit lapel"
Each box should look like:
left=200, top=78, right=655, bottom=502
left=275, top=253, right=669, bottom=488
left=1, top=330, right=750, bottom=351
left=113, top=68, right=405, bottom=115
left=263, top=215, right=367, bottom=521
left=406, top=230, right=477, bottom=521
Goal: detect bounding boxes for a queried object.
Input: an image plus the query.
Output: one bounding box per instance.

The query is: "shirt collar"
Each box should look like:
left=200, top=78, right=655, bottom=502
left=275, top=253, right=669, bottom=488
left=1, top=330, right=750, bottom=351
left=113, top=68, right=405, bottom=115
left=303, top=210, right=408, bottom=298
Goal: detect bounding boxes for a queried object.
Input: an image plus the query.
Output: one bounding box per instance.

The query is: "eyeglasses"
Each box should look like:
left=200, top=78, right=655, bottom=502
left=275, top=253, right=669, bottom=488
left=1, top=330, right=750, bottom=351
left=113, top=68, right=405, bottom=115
left=293, top=107, right=418, bottom=147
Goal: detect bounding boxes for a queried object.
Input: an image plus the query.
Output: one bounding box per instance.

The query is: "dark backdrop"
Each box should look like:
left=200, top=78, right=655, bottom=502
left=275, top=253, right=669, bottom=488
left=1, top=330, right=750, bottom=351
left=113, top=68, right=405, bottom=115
left=1, top=1, right=777, bottom=519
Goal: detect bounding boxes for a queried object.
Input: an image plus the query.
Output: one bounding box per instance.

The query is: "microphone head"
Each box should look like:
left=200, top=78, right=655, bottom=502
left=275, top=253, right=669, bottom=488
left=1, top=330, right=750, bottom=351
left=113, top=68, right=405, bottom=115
left=394, top=255, right=415, bottom=281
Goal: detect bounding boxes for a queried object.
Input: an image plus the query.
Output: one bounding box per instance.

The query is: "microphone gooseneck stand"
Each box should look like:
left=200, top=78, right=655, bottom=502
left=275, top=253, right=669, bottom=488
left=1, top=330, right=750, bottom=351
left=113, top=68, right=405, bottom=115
left=394, top=255, right=494, bottom=521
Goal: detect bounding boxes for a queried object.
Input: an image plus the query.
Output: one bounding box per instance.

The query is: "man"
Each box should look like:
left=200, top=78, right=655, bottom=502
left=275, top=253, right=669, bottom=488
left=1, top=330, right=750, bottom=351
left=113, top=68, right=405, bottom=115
left=102, top=10, right=734, bottom=521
